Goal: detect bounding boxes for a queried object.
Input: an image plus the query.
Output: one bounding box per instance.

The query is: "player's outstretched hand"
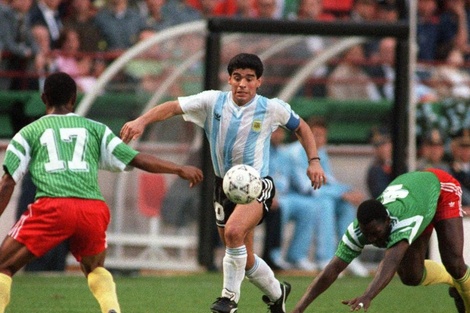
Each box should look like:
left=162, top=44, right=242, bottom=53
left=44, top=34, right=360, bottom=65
left=342, top=296, right=370, bottom=312
left=120, top=119, right=145, bottom=143
left=178, top=165, right=204, bottom=188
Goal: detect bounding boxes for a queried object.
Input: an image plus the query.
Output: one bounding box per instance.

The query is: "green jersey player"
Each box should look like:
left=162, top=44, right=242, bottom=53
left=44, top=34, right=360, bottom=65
left=0, top=72, right=203, bottom=313
left=291, top=168, right=470, bottom=313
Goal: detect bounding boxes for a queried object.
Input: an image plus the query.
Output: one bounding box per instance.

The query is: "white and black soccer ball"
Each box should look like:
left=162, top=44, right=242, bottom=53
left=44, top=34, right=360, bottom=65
left=223, top=164, right=263, bottom=204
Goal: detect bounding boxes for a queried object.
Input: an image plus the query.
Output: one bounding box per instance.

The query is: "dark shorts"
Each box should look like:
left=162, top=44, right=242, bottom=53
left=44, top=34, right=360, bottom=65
left=213, top=176, right=275, bottom=227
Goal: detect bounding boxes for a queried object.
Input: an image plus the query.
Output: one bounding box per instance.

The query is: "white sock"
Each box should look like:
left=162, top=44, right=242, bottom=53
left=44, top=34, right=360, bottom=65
left=246, top=254, right=281, bottom=301
left=222, top=246, right=247, bottom=303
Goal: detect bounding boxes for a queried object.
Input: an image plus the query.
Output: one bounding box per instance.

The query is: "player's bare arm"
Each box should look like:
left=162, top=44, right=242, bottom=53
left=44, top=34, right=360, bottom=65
left=294, top=118, right=325, bottom=189
left=120, top=100, right=183, bottom=143
left=342, top=240, right=410, bottom=311
left=291, top=256, right=349, bottom=313
left=130, top=153, right=203, bottom=188
left=0, top=173, right=15, bottom=216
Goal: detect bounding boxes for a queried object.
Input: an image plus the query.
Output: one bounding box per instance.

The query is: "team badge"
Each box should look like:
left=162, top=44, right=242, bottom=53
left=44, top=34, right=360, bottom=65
left=252, top=120, right=262, bottom=132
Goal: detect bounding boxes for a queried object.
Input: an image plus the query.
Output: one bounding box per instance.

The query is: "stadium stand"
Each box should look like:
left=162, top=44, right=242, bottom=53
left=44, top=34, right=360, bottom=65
left=0, top=90, right=457, bottom=147
left=0, top=90, right=152, bottom=138
left=289, top=97, right=392, bottom=144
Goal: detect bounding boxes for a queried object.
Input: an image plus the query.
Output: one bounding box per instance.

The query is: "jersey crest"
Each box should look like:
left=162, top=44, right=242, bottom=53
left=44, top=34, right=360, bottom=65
left=252, top=120, right=262, bottom=132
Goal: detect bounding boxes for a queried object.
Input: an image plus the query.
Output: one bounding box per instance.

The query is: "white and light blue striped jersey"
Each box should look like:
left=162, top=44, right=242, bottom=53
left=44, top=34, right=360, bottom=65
left=3, top=113, right=139, bottom=200
left=178, top=90, right=300, bottom=177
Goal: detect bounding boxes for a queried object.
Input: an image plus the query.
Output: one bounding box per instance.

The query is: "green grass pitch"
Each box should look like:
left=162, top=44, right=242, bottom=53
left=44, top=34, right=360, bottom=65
left=6, top=271, right=455, bottom=312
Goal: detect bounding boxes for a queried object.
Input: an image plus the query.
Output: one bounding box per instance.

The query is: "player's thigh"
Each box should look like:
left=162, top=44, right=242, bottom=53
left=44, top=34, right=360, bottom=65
left=224, top=202, right=263, bottom=243
left=435, top=217, right=464, bottom=259
left=69, top=199, right=110, bottom=262
left=434, top=217, right=466, bottom=275
left=229, top=202, right=264, bottom=230
left=397, top=232, right=431, bottom=284
left=0, top=236, right=35, bottom=275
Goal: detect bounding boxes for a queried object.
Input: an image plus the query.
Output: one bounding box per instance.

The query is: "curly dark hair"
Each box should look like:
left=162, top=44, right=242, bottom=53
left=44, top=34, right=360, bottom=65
left=357, top=199, right=388, bottom=225
left=43, top=72, right=77, bottom=107
left=227, top=53, right=264, bottom=78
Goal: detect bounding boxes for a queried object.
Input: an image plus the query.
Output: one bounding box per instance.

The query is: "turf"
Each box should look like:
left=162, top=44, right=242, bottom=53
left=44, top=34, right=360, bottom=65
left=6, top=271, right=456, bottom=312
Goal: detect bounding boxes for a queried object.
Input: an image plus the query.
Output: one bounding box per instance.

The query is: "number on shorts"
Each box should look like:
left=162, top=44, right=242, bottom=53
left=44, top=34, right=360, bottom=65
left=214, top=201, right=224, bottom=221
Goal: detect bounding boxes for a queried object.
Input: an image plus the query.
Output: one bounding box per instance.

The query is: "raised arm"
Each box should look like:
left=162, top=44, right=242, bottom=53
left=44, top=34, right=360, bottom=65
left=130, top=153, right=203, bottom=188
left=120, top=100, right=183, bottom=143
left=294, top=118, right=325, bottom=189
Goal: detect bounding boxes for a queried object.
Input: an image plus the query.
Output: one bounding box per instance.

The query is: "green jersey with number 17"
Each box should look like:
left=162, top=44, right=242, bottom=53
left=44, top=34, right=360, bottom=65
left=3, top=113, right=139, bottom=201
left=336, top=171, right=441, bottom=263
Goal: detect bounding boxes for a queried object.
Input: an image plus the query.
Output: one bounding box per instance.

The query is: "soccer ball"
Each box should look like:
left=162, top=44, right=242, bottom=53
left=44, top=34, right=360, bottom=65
left=223, top=164, right=263, bottom=204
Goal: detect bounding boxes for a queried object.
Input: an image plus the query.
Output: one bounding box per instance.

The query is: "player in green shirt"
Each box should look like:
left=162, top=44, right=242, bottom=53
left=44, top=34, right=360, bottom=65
left=291, top=168, right=470, bottom=313
left=0, top=72, right=203, bottom=313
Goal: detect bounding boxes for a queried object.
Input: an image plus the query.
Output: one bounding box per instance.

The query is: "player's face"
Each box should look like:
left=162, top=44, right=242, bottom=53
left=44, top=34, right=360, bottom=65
left=359, top=218, right=391, bottom=248
left=228, top=68, right=261, bottom=106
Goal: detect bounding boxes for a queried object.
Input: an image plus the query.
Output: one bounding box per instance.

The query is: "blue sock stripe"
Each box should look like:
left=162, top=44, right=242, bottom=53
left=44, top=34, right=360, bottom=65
left=245, top=255, right=260, bottom=276
left=226, top=246, right=247, bottom=257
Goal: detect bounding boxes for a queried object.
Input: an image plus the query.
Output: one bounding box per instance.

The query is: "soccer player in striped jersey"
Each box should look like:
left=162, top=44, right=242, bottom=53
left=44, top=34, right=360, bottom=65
left=0, top=72, right=203, bottom=313
left=121, top=53, right=326, bottom=313
left=291, top=168, right=470, bottom=313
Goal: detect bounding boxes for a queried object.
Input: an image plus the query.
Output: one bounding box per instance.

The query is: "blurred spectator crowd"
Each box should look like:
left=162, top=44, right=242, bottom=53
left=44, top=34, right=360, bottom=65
left=1, top=0, right=470, bottom=96
left=1, top=0, right=470, bottom=166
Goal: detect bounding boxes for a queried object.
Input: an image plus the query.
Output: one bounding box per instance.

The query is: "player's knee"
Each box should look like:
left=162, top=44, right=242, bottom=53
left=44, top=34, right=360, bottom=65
left=0, top=268, right=14, bottom=278
left=399, top=275, right=421, bottom=286
left=397, top=269, right=421, bottom=286
left=80, top=253, right=106, bottom=276
left=223, top=225, right=245, bottom=245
